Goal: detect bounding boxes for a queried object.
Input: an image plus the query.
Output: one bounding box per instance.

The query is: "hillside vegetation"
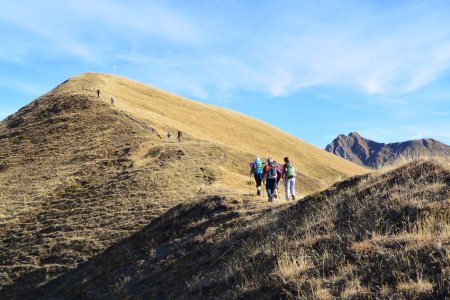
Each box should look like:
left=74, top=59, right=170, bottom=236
left=69, top=72, right=365, bottom=188
left=17, top=158, right=450, bottom=299
left=0, top=73, right=365, bottom=297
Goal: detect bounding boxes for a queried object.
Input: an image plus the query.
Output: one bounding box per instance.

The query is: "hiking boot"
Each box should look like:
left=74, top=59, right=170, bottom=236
left=274, top=193, right=278, bottom=199
left=292, top=196, right=296, bottom=200
left=268, top=197, right=273, bottom=202
left=257, top=190, right=261, bottom=196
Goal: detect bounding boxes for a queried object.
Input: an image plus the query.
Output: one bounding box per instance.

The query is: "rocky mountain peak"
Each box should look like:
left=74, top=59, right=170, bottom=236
left=326, top=132, right=450, bottom=168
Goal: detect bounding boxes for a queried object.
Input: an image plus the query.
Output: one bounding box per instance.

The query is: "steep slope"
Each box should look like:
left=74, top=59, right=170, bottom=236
left=0, top=73, right=365, bottom=296
left=20, top=158, right=450, bottom=300
left=70, top=72, right=365, bottom=187
left=0, top=82, right=251, bottom=294
left=326, top=131, right=450, bottom=168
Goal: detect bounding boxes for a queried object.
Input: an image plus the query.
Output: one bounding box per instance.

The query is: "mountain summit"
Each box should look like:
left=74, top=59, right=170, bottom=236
left=325, top=131, right=450, bottom=168
left=0, top=73, right=366, bottom=296
left=1, top=74, right=448, bottom=299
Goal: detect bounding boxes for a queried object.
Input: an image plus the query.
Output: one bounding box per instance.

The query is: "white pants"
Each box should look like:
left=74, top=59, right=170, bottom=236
left=285, top=177, right=296, bottom=200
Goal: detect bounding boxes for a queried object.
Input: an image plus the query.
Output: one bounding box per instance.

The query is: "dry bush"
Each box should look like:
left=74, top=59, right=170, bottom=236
left=274, top=250, right=313, bottom=282
left=340, top=278, right=370, bottom=299
left=396, top=279, right=434, bottom=296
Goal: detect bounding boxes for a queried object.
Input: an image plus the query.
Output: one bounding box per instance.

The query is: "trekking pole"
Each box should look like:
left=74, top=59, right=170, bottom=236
left=248, top=173, right=251, bottom=198
left=262, top=179, right=265, bottom=198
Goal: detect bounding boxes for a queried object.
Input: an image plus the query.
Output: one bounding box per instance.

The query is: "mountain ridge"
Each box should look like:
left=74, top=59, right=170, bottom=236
left=325, top=131, right=450, bottom=168
left=0, top=72, right=366, bottom=295
left=11, top=159, right=449, bottom=299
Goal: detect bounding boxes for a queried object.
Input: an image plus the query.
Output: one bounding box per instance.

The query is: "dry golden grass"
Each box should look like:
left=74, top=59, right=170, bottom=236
left=1, top=73, right=448, bottom=299
left=396, top=279, right=434, bottom=295
left=0, top=72, right=363, bottom=297
left=274, top=250, right=313, bottom=282
left=313, top=287, right=334, bottom=300
left=69, top=72, right=366, bottom=189
left=1, top=158, right=445, bottom=299
left=181, top=159, right=448, bottom=299
left=340, top=278, right=370, bottom=299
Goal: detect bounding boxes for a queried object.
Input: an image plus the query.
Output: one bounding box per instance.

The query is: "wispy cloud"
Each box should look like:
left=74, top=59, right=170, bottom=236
left=120, top=1, right=450, bottom=100
left=1, top=0, right=449, bottom=147
left=2, top=1, right=450, bottom=98
left=0, top=0, right=204, bottom=64
left=233, top=1, right=450, bottom=96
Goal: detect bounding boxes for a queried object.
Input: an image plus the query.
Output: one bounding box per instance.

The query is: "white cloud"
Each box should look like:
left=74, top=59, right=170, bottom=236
left=0, top=0, right=204, bottom=64
left=1, top=0, right=450, bottom=101
left=182, top=1, right=450, bottom=98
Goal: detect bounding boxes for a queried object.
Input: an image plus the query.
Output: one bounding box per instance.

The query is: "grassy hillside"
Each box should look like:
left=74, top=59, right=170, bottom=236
left=17, top=158, right=449, bottom=300
left=67, top=72, right=366, bottom=188
left=0, top=73, right=366, bottom=296
left=0, top=91, right=252, bottom=293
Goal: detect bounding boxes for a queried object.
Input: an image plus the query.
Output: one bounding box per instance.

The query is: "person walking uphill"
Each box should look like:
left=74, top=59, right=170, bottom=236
left=263, top=157, right=279, bottom=202
left=250, top=157, right=264, bottom=196
left=177, top=130, right=183, bottom=143
left=282, top=157, right=296, bottom=200
left=167, top=130, right=172, bottom=142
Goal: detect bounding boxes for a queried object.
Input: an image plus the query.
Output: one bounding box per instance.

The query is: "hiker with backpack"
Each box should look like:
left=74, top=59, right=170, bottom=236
left=275, top=161, right=282, bottom=198
left=177, top=131, right=183, bottom=142
left=282, top=157, right=296, bottom=201
left=167, top=130, right=172, bottom=142
left=263, top=157, right=280, bottom=202
left=250, top=157, right=264, bottom=196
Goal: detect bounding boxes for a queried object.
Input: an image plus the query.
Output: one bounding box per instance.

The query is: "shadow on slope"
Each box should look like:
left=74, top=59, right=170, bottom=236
left=0, top=83, right=258, bottom=296
left=13, top=159, right=449, bottom=300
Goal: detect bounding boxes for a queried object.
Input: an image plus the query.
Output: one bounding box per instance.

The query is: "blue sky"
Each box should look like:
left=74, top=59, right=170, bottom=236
left=1, top=0, right=450, bottom=147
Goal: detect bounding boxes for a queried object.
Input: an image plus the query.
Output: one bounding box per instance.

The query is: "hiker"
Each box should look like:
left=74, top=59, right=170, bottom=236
left=96, top=89, right=100, bottom=98
left=282, top=157, right=296, bottom=200
left=275, top=161, right=282, bottom=198
left=250, top=157, right=264, bottom=196
left=263, top=157, right=279, bottom=202
left=111, top=97, right=115, bottom=106
left=177, top=130, right=183, bottom=142
left=263, top=158, right=282, bottom=199
left=167, top=130, right=172, bottom=142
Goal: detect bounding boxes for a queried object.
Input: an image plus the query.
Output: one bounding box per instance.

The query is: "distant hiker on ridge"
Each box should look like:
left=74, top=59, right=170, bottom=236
left=167, top=130, right=172, bottom=142
left=111, top=97, right=115, bottom=106
left=177, top=130, right=183, bottom=143
left=96, top=89, right=101, bottom=98
left=263, top=157, right=280, bottom=202
left=250, top=157, right=264, bottom=196
left=282, top=156, right=296, bottom=201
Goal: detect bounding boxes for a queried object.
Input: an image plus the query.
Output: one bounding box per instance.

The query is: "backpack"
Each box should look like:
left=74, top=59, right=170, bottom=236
left=286, top=163, right=296, bottom=178
left=254, top=161, right=264, bottom=174
left=267, top=162, right=278, bottom=179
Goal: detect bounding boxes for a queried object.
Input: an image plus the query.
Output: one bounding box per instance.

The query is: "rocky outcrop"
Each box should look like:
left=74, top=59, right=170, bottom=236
left=326, top=132, right=450, bottom=168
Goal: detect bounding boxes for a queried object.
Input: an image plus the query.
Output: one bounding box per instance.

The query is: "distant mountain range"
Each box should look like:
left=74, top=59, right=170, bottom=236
left=325, top=131, right=450, bottom=168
